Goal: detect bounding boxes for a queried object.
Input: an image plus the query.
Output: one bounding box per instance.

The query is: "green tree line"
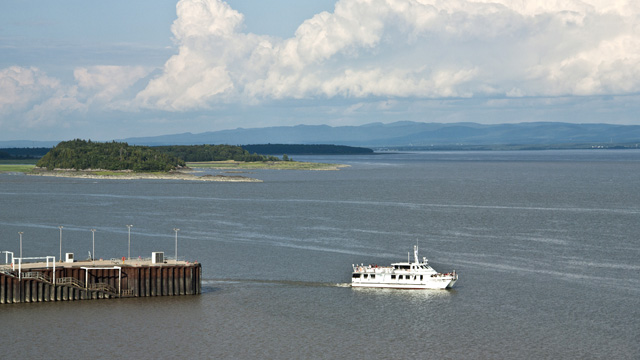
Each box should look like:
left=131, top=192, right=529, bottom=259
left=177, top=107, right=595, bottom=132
left=0, top=147, right=50, bottom=159
left=241, top=144, right=373, bottom=155
left=154, top=144, right=281, bottom=162
left=37, top=139, right=185, bottom=171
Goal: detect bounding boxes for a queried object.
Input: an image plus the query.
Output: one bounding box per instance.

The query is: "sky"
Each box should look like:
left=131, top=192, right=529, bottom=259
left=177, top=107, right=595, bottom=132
left=1, top=0, right=639, bottom=141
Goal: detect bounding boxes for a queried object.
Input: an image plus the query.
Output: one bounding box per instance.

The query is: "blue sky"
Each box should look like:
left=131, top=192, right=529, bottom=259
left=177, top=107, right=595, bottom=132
left=1, top=0, right=639, bottom=141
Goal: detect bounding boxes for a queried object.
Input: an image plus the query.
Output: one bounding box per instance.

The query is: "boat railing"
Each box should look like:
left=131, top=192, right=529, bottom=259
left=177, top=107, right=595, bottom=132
left=352, top=265, right=397, bottom=273
left=430, top=271, right=458, bottom=278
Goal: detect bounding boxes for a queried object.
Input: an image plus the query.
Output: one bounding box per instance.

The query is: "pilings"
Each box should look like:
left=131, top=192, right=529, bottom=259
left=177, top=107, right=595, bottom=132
left=0, top=263, right=201, bottom=304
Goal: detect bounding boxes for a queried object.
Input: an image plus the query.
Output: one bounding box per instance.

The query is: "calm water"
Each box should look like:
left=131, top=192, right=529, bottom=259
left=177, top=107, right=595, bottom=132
left=1, top=150, right=639, bottom=359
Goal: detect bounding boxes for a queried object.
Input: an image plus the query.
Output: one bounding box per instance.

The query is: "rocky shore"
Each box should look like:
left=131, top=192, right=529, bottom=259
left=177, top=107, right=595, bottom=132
left=27, top=168, right=262, bottom=182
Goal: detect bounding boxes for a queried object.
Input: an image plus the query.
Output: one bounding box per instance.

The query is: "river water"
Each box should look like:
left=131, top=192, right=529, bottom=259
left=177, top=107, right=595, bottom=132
left=1, top=150, right=639, bottom=359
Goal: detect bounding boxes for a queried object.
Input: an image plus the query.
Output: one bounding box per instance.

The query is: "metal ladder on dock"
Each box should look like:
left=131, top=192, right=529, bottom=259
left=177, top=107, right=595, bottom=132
left=87, top=282, right=119, bottom=296
left=56, top=277, right=84, bottom=288
left=21, top=272, right=52, bottom=283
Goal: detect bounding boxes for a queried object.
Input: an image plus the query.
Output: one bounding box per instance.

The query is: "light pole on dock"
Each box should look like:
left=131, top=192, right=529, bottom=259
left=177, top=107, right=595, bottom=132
left=58, top=226, right=63, bottom=262
left=18, top=232, right=23, bottom=259
left=126, top=225, right=133, bottom=260
left=173, top=228, right=179, bottom=264
left=91, top=229, right=96, bottom=265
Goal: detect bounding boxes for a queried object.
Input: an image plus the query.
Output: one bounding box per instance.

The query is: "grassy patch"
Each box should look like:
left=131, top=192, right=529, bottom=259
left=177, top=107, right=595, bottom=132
left=0, top=164, right=36, bottom=173
left=187, top=160, right=346, bottom=170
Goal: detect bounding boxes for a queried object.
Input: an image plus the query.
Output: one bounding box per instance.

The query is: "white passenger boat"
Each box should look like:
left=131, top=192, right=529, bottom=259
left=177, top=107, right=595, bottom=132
left=351, top=245, right=457, bottom=289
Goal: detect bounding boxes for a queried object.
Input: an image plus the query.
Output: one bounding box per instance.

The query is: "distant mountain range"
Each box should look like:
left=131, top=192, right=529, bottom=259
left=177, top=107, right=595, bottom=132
left=120, top=121, right=640, bottom=147
left=3, top=122, right=640, bottom=148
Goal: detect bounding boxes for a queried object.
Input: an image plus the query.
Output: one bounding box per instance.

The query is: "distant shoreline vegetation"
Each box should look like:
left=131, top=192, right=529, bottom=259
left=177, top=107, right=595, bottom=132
left=241, top=144, right=374, bottom=155
left=375, top=143, right=640, bottom=151
left=0, top=147, right=49, bottom=161
left=153, top=144, right=283, bottom=162
left=5, top=141, right=638, bottom=173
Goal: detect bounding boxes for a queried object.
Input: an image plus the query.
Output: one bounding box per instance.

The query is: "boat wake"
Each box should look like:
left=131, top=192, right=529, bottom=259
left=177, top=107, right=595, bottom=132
left=203, top=278, right=351, bottom=288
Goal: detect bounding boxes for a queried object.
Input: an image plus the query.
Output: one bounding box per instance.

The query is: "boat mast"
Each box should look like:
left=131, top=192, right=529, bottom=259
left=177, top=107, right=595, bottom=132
left=414, top=245, right=419, bottom=264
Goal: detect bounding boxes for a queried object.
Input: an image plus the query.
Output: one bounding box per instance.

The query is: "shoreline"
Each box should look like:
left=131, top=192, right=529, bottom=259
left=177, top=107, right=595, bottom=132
left=2, top=160, right=348, bottom=181
left=27, top=169, right=263, bottom=182
left=187, top=160, right=349, bottom=171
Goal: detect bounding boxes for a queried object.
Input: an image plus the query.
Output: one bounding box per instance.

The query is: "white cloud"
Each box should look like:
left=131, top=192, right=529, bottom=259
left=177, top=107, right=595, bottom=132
left=136, top=0, right=640, bottom=111
left=0, top=66, right=82, bottom=129
left=0, top=65, right=151, bottom=131
left=0, top=66, right=60, bottom=114
left=2, top=0, right=639, bottom=140
left=74, top=65, right=150, bottom=105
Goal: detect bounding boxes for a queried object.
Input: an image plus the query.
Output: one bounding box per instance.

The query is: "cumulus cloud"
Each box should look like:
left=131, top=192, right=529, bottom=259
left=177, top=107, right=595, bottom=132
left=136, top=0, right=640, bottom=111
left=0, top=66, right=60, bottom=114
left=74, top=65, right=150, bottom=105
left=0, top=66, right=82, bottom=128
left=0, top=65, right=151, bottom=131
left=3, top=0, right=638, bottom=137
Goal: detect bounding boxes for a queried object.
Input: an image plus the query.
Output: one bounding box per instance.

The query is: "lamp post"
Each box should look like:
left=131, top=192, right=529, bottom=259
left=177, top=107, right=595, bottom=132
left=91, top=229, right=96, bottom=265
left=58, top=226, right=63, bottom=262
left=18, top=232, right=23, bottom=259
left=173, top=228, right=180, bottom=264
left=126, top=225, right=133, bottom=260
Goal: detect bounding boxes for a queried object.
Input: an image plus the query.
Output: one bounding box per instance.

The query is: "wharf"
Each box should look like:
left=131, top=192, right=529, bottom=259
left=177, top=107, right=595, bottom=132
left=0, top=258, right=201, bottom=304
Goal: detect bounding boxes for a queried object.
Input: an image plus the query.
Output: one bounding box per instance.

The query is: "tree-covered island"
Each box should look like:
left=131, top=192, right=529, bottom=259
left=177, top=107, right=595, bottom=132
left=21, top=140, right=344, bottom=180
left=36, top=139, right=186, bottom=171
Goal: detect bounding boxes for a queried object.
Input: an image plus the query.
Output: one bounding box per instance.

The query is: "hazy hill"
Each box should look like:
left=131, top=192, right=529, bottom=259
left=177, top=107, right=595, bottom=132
left=119, top=122, right=640, bottom=147
left=3, top=121, right=640, bottom=148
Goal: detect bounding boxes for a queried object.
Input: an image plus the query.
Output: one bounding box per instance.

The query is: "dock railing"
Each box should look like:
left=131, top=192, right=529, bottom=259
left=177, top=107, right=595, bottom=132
left=0, top=264, right=14, bottom=276
left=21, top=271, right=51, bottom=283
left=57, top=277, right=84, bottom=288
left=88, top=282, right=117, bottom=294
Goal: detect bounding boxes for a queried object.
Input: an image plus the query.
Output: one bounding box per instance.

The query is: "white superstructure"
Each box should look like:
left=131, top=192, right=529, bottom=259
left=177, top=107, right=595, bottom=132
left=351, top=245, right=457, bottom=289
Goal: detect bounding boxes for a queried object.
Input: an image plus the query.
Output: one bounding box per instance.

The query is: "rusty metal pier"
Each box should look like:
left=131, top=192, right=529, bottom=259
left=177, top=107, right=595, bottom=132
left=0, top=257, right=201, bottom=304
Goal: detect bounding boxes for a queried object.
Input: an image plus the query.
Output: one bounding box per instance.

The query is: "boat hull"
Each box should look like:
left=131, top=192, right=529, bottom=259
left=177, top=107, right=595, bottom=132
left=351, top=276, right=456, bottom=290
left=351, top=283, right=451, bottom=290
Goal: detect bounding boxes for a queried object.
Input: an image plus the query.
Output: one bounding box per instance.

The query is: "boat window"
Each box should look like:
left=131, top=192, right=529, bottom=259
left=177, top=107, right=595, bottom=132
left=391, top=275, right=396, bottom=280
left=371, top=274, right=375, bottom=279
left=420, top=275, right=423, bottom=280
left=352, top=274, right=361, bottom=278
left=364, top=274, right=368, bottom=279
